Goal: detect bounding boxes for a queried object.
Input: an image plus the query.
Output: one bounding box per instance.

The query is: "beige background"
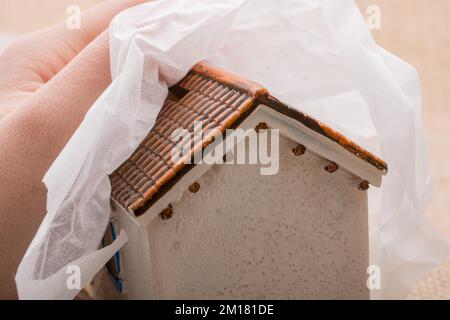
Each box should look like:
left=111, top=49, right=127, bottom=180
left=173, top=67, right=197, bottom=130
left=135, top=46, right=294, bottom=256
left=0, top=0, right=448, bottom=299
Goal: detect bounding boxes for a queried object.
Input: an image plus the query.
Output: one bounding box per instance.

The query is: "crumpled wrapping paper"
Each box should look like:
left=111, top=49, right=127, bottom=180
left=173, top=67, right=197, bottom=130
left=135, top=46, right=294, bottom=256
left=16, top=0, right=448, bottom=299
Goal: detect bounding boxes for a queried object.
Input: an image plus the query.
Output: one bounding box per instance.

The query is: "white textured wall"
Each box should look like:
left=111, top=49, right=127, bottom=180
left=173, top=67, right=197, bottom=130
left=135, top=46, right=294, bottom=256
left=147, top=135, right=369, bottom=299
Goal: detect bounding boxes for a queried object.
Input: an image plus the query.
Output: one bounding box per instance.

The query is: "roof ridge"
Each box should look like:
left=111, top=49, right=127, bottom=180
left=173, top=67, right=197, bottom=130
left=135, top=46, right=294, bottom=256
left=192, top=61, right=268, bottom=98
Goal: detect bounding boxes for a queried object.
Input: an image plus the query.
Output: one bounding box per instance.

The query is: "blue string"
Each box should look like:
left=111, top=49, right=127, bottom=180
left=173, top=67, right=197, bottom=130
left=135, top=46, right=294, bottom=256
left=108, top=222, right=123, bottom=293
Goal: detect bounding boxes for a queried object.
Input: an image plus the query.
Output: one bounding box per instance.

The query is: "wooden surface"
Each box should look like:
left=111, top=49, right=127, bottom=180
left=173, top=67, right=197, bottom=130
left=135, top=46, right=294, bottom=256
left=0, top=0, right=448, bottom=299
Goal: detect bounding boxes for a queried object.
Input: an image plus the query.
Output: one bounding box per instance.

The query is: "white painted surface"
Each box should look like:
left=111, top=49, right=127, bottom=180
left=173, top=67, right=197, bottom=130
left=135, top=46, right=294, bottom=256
left=126, top=135, right=370, bottom=299
left=252, top=106, right=385, bottom=186
left=137, top=106, right=384, bottom=228
left=111, top=205, right=155, bottom=299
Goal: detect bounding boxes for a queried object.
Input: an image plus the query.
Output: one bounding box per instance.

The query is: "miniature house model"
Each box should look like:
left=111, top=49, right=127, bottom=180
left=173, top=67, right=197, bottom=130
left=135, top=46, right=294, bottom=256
left=107, top=62, right=387, bottom=299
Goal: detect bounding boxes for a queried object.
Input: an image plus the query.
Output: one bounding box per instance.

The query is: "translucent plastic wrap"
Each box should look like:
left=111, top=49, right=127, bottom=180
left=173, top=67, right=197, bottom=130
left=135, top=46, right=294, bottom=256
left=16, top=0, right=448, bottom=299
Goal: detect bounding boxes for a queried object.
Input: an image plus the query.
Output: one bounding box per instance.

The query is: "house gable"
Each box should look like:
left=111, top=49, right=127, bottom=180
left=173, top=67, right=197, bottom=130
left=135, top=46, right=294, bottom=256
left=110, top=62, right=387, bottom=217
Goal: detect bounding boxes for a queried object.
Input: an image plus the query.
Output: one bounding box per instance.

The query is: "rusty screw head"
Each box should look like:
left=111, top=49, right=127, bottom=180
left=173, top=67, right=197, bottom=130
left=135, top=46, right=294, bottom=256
left=159, top=205, right=173, bottom=220
left=223, top=151, right=234, bottom=163
left=255, top=122, right=268, bottom=132
left=188, top=182, right=200, bottom=193
left=324, top=162, right=339, bottom=173
left=358, top=180, right=370, bottom=191
left=292, top=144, right=306, bottom=156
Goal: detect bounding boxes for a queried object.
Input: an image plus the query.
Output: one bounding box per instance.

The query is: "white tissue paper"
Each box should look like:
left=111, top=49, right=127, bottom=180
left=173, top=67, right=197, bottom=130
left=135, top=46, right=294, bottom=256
left=16, top=0, right=448, bottom=299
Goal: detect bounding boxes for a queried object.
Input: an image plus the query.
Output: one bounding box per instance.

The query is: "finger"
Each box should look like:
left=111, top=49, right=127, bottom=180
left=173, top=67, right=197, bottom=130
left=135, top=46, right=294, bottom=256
left=0, top=32, right=112, bottom=298
left=0, top=1, right=151, bottom=298
left=46, top=0, right=150, bottom=64
left=0, top=31, right=112, bottom=203
left=21, top=31, right=112, bottom=160
left=0, top=0, right=149, bottom=92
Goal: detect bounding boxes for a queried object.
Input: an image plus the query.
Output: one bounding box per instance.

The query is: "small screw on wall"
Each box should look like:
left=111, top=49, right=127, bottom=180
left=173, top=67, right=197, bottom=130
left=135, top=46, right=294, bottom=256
left=188, top=182, right=200, bottom=193
left=358, top=180, right=370, bottom=191
left=255, top=122, right=268, bottom=133
left=292, top=144, right=306, bottom=156
left=159, top=205, right=173, bottom=220
left=324, top=161, right=339, bottom=173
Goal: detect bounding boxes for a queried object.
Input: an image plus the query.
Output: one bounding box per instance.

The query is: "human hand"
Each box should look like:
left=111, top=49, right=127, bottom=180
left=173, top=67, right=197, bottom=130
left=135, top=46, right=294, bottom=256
left=0, top=0, right=148, bottom=299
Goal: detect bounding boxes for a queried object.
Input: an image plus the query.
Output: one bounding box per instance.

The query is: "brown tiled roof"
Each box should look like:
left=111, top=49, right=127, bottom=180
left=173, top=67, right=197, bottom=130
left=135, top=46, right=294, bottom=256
left=110, top=62, right=387, bottom=216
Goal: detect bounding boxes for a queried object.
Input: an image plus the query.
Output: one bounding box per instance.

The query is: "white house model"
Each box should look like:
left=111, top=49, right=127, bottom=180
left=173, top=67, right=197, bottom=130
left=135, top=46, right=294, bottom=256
left=106, top=62, right=388, bottom=299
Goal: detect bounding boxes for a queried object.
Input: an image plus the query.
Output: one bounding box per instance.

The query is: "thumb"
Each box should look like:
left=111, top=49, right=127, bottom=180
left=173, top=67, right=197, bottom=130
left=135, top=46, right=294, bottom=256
left=0, top=0, right=149, bottom=93
left=22, top=31, right=112, bottom=159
